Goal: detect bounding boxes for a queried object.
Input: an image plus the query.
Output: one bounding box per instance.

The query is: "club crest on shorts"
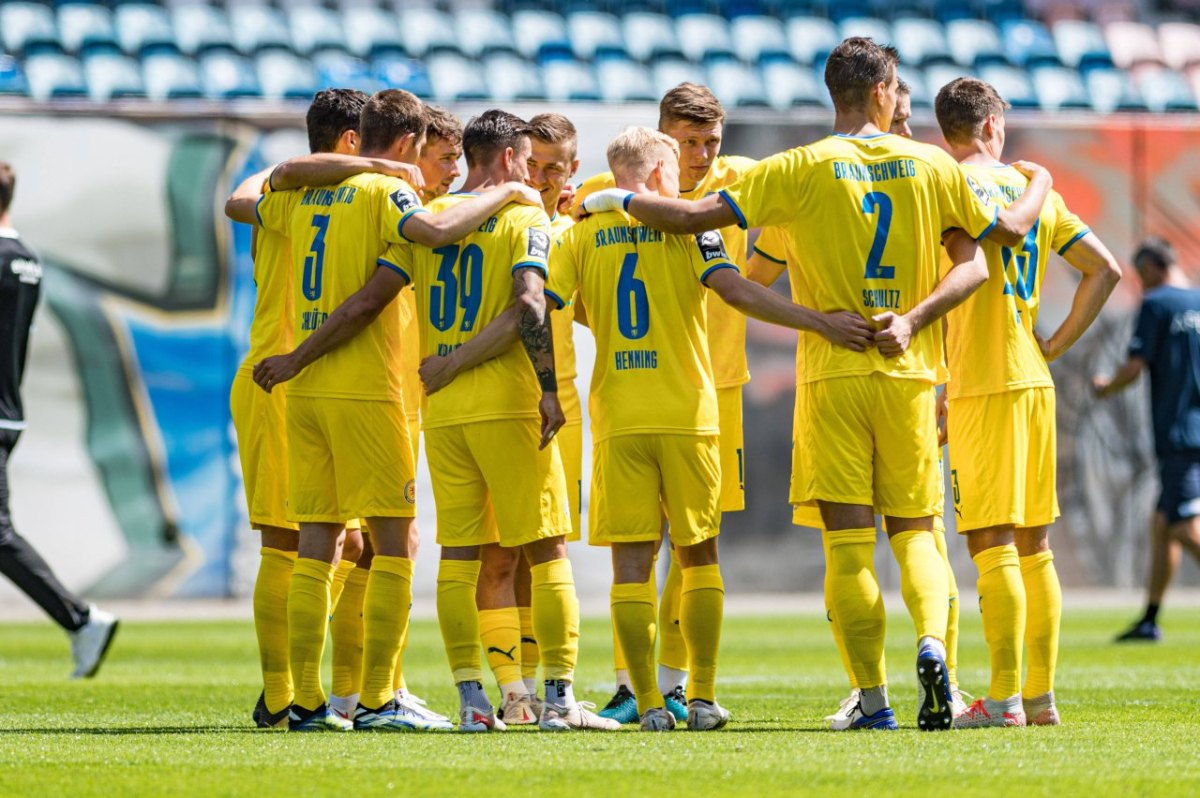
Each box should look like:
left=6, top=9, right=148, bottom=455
left=404, top=479, right=416, bottom=504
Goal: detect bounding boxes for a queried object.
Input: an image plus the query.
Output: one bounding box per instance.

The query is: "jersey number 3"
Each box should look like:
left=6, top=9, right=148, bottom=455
left=430, top=244, right=483, bottom=332
left=302, top=214, right=330, bottom=301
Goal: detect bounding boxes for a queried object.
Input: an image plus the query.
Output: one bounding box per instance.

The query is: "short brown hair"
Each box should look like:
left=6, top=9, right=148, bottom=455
left=306, top=88, right=369, bottom=153
left=824, top=37, right=899, bottom=112
left=528, top=113, right=578, bottom=161
left=0, top=162, right=13, bottom=216
left=607, top=126, right=679, bottom=182
left=359, top=89, right=427, bottom=154
left=424, top=105, right=463, bottom=146
left=1134, top=236, right=1176, bottom=270
left=658, top=82, right=725, bottom=129
left=934, top=77, right=1010, bottom=144
left=462, top=109, right=531, bottom=169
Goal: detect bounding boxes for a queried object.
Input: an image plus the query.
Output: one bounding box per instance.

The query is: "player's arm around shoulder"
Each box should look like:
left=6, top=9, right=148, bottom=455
left=402, top=182, right=544, bottom=248
left=269, top=154, right=425, bottom=194
left=986, top=160, right=1055, bottom=247
left=224, top=167, right=274, bottom=225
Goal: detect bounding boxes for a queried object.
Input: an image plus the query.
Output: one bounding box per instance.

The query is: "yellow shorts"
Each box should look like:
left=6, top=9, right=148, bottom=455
left=407, top=414, right=420, bottom=462
left=425, top=419, right=570, bottom=548
left=948, top=387, right=1058, bottom=532
left=286, top=396, right=417, bottom=523
left=559, top=422, right=583, bottom=542
left=230, top=371, right=296, bottom=532
left=717, top=386, right=745, bottom=513
left=590, top=434, right=721, bottom=548
left=798, top=374, right=942, bottom=518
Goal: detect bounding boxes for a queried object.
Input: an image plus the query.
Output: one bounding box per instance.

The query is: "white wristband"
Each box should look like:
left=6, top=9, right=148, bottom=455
left=582, top=188, right=633, bottom=214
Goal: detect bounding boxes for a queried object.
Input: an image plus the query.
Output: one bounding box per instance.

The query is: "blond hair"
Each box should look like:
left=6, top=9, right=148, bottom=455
left=528, top=113, right=578, bottom=161
left=607, top=126, right=679, bottom=182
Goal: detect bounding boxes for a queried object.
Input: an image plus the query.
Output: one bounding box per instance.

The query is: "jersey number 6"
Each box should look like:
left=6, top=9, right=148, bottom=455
left=617, top=252, right=649, bottom=340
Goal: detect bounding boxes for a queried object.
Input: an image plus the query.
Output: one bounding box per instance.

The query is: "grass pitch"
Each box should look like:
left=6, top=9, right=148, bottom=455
left=0, top=606, right=1197, bottom=797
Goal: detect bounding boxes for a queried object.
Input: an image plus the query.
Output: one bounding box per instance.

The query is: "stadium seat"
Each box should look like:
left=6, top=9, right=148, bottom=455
left=257, top=50, right=318, bottom=100
left=928, top=0, right=975, bottom=24
left=173, top=5, right=234, bottom=57
left=892, top=19, right=953, bottom=69
left=372, top=53, right=432, bottom=98
left=786, top=16, right=838, bottom=66
left=58, top=4, right=118, bottom=55
left=312, top=50, right=383, bottom=94
left=512, top=9, right=573, bottom=61
left=896, top=64, right=930, bottom=107
left=1084, top=67, right=1147, bottom=112
left=1000, top=20, right=1059, bottom=69
left=567, top=11, right=627, bottom=60
left=0, top=54, right=28, bottom=97
left=945, top=20, right=1008, bottom=69
left=1187, top=65, right=1200, bottom=109
left=400, top=7, right=460, bottom=58
left=83, top=51, right=145, bottom=101
left=723, top=0, right=770, bottom=18
left=342, top=6, right=403, bottom=59
left=675, top=14, right=735, bottom=63
left=23, top=53, right=87, bottom=100
left=114, top=4, right=175, bottom=57
left=427, top=53, right=490, bottom=102
left=923, top=63, right=976, bottom=97
left=229, top=6, right=292, bottom=55
left=760, top=60, right=824, bottom=108
left=288, top=6, right=347, bottom=56
left=1, top=3, right=61, bottom=55
left=458, top=8, right=518, bottom=58
left=1159, top=23, right=1200, bottom=72
left=594, top=57, right=657, bottom=101
left=1030, top=65, right=1090, bottom=109
left=867, top=0, right=924, bottom=21
left=199, top=50, right=261, bottom=99
left=825, top=0, right=870, bottom=23
left=707, top=60, right=768, bottom=106
left=1105, top=21, right=1163, bottom=69
left=651, top=57, right=706, bottom=98
left=483, top=52, right=545, bottom=101
left=1052, top=20, right=1113, bottom=71
left=978, top=64, right=1038, bottom=108
left=623, top=12, right=685, bottom=62
left=1132, top=65, right=1199, bottom=112
left=542, top=59, right=601, bottom=101
left=838, top=17, right=890, bottom=49
left=729, top=15, right=790, bottom=64
left=142, top=51, right=202, bottom=100
left=772, top=0, right=823, bottom=19
left=976, top=0, right=1025, bottom=24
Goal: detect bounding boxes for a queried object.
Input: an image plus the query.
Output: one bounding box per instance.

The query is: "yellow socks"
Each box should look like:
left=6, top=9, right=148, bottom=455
left=821, top=530, right=858, bottom=690
left=287, top=557, right=335, bottom=711
left=611, top=579, right=659, bottom=714
left=679, top=564, right=724, bottom=703
left=826, top=528, right=886, bottom=689
left=1021, top=551, right=1062, bottom=697
left=889, top=529, right=949, bottom=644
left=480, top=607, right=524, bottom=693
left=658, top=550, right=688, bottom=671
left=933, top=520, right=960, bottom=687
left=531, top=558, right=580, bottom=681
left=437, top=559, right=483, bottom=683
left=329, top=558, right=356, bottom=613
left=393, top=616, right=409, bottom=694
left=254, top=547, right=295, bottom=714
left=518, top=606, right=538, bottom=685
left=359, top=555, right=413, bottom=709
left=330, top=564, right=368, bottom=701
left=972, top=544, right=1025, bottom=700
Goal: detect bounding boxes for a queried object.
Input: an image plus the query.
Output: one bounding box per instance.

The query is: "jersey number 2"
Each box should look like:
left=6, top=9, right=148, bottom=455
left=617, top=253, right=649, bottom=339
left=302, top=213, right=330, bottom=301
left=861, top=192, right=895, bottom=280
left=430, top=244, right=483, bottom=332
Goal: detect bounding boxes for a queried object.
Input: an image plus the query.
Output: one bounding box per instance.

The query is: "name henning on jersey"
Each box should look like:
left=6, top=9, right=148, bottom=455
left=615, top=350, right=658, bottom=370
left=833, top=159, right=919, bottom=182
left=10, top=258, right=41, bottom=285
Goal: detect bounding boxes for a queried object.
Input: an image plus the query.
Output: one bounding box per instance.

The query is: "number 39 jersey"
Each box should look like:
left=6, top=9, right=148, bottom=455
left=943, top=164, right=1090, bottom=400
left=383, top=194, right=552, bottom=429
left=547, top=209, right=736, bottom=442
left=255, top=172, right=426, bottom=402
left=719, top=133, right=998, bottom=385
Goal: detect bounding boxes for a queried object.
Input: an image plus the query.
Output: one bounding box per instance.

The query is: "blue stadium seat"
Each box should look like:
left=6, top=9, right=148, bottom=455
left=623, top=12, right=685, bottom=62
left=927, top=0, right=974, bottom=24
left=675, top=14, right=735, bottom=63
left=839, top=17, right=890, bottom=49
left=945, top=20, right=1007, bottom=69
left=978, top=64, right=1038, bottom=108
left=1000, top=20, right=1059, bottom=69
left=83, top=51, right=145, bottom=101
left=288, top=6, right=347, bottom=56
left=893, top=19, right=952, bottom=68
left=1084, top=67, right=1148, bottom=113
left=199, top=50, right=261, bottom=99
left=567, top=11, right=627, bottom=60
left=427, top=53, right=490, bottom=101
left=772, top=0, right=824, bottom=19
left=1, top=3, right=61, bottom=55
left=1105, top=21, right=1163, bottom=70
left=400, top=7, right=459, bottom=58
left=826, top=0, right=870, bottom=23
left=722, top=0, right=769, bottom=18
left=1159, top=22, right=1200, bottom=72
left=373, top=53, right=432, bottom=98
left=786, top=16, right=838, bottom=66
left=114, top=4, right=175, bottom=57
left=923, top=63, right=975, bottom=98
left=651, top=57, right=706, bottom=97
left=173, top=5, right=233, bottom=57
left=595, top=57, right=657, bottom=101
left=312, top=51, right=383, bottom=94
left=257, top=50, right=318, bottom=100
left=0, top=54, right=29, bottom=96
left=458, top=9, right=518, bottom=58
left=58, top=3, right=119, bottom=55
left=542, top=59, right=601, bottom=100
left=707, top=60, right=768, bottom=106
left=512, top=9, right=573, bottom=61
left=975, top=0, right=1024, bottom=24
left=729, top=16, right=790, bottom=64
left=24, top=53, right=87, bottom=100
left=1029, top=66, right=1090, bottom=110
left=342, top=7, right=403, bottom=59
left=1133, top=66, right=1198, bottom=112
left=664, top=0, right=717, bottom=16
left=896, top=64, right=930, bottom=107
left=866, top=0, right=923, bottom=21
left=229, top=6, right=292, bottom=56
left=1052, top=20, right=1113, bottom=72
left=483, top=52, right=545, bottom=101
left=142, top=51, right=202, bottom=100
left=760, top=60, right=823, bottom=108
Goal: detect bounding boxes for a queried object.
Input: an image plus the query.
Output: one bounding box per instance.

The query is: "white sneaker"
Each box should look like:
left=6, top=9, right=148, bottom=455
left=70, top=605, right=118, bottom=679
left=825, top=689, right=860, bottom=730
left=539, top=701, right=621, bottom=731
left=639, top=707, right=676, bottom=731
left=686, top=699, right=731, bottom=731
left=458, top=705, right=507, bottom=733
left=953, top=697, right=1026, bottom=729
left=950, top=686, right=972, bottom=719
left=500, top=691, right=540, bottom=725
left=395, top=690, right=449, bottom=723
left=1023, top=691, right=1060, bottom=726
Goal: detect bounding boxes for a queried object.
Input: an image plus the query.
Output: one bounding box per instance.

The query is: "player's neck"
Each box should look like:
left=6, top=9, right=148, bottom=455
left=0, top=212, right=10, bottom=229
left=460, top=167, right=508, bottom=194
left=615, top=178, right=653, bottom=196
left=954, top=138, right=1003, bottom=167
left=1163, top=269, right=1190, bottom=289
left=832, top=109, right=887, bottom=138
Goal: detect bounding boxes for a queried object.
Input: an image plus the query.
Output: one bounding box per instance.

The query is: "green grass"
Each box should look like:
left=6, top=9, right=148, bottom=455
left=0, top=607, right=1197, bottom=797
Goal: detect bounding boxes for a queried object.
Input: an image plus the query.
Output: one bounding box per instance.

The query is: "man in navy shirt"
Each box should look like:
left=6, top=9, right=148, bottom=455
left=1094, top=236, right=1200, bottom=641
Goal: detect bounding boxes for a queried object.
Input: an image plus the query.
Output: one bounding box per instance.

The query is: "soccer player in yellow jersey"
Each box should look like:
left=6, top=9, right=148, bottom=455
left=934, top=79, right=1120, bottom=728
left=580, top=37, right=1055, bottom=730
left=233, top=91, right=539, bottom=732
left=415, top=105, right=464, bottom=203
left=556, top=126, right=872, bottom=731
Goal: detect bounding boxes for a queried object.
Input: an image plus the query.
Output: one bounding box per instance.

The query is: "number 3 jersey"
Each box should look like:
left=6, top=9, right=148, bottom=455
left=942, top=164, right=1090, bottom=400
left=547, top=209, right=737, bottom=442
left=382, top=194, right=552, bottom=429
left=719, top=133, right=999, bottom=386
left=255, top=172, right=426, bottom=402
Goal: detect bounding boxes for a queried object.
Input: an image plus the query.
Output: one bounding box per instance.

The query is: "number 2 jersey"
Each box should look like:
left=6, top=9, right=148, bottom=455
left=382, top=193, right=552, bottom=429
left=942, top=163, right=1090, bottom=400
left=719, top=132, right=999, bottom=385
left=547, top=209, right=736, bottom=442
left=255, top=172, right=426, bottom=402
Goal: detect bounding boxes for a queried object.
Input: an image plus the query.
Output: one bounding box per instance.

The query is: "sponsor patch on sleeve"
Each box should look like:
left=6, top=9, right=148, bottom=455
left=695, top=230, right=730, bottom=262
left=390, top=187, right=420, bottom=214
left=965, top=175, right=992, bottom=206
left=527, top=227, right=550, bottom=260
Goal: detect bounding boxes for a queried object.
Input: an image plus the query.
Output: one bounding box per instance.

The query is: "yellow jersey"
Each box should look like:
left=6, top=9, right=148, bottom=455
left=547, top=208, right=735, bottom=441
left=720, top=133, right=999, bottom=385
left=574, top=155, right=758, bottom=388
left=396, top=285, right=421, bottom=419
left=256, top=172, right=427, bottom=402
left=549, top=213, right=582, bottom=425
left=943, top=163, right=1090, bottom=400
left=240, top=183, right=294, bottom=375
left=384, top=193, right=552, bottom=429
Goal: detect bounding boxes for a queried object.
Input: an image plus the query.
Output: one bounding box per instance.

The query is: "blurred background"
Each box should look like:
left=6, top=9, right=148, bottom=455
left=1, top=0, right=1198, bottom=605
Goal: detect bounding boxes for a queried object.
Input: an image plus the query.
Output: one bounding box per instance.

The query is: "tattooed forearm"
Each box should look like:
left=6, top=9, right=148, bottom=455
left=514, top=266, right=557, bottom=393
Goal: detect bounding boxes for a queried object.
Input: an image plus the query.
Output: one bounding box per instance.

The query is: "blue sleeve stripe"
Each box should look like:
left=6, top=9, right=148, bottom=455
left=254, top=194, right=266, bottom=228
left=974, top=205, right=1000, bottom=241
left=701, top=262, right=739, bottom=285
left=397, top=207, right=430, bottom=241
left=622, top=193, right=633, bottom=211
left=512, top=260, right=548, bottom=277
left=544, top=288, right=567, bottom=309
left=1057, top=228, right=1090, bottom=255
left=376, top=258, right=412, bottom=284
left=717, top=189, right=748, bottom=230
left=752, top=245, right=786, bottom=265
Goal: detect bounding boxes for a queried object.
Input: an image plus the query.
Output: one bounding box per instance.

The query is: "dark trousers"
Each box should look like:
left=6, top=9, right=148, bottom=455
left=0, top=428, right=89, bottom=632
